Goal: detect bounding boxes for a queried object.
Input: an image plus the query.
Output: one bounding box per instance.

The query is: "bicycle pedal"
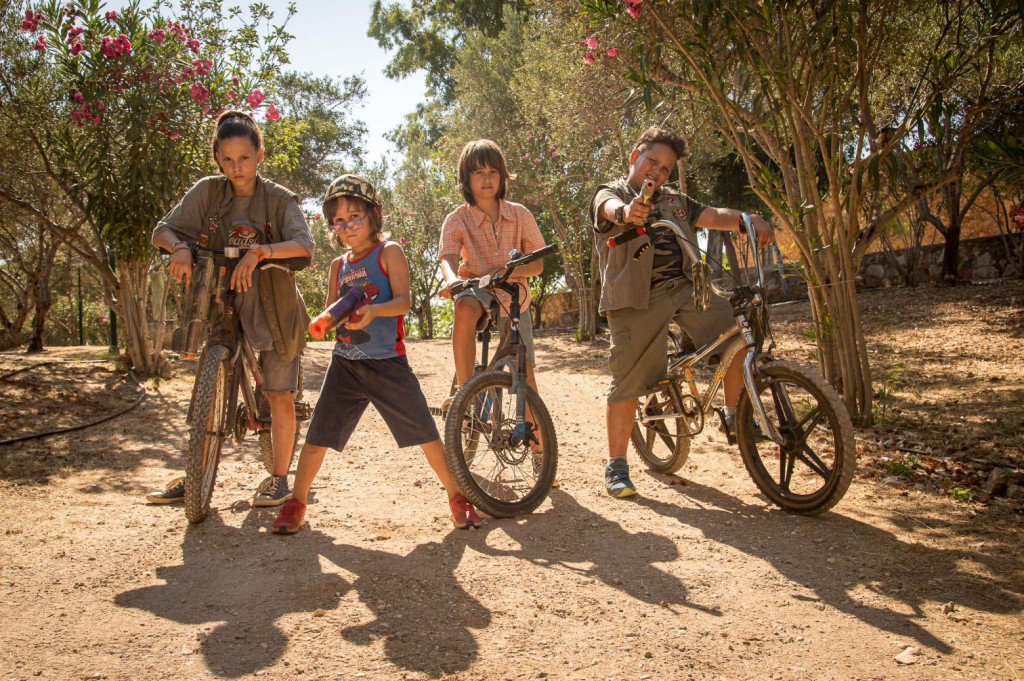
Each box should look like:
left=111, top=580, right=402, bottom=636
left=293, top=400, right=312, bottom=420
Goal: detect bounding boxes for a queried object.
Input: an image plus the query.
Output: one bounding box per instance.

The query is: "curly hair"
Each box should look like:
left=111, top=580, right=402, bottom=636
left=633, top=125, right=688, bottom=160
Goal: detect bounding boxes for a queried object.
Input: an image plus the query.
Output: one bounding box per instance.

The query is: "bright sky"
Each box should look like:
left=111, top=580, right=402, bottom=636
left=264, top=0, right=426, bottom=166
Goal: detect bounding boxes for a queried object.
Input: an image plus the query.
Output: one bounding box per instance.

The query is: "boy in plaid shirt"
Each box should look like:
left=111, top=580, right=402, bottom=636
left=439, top=139, right=547, bottom=399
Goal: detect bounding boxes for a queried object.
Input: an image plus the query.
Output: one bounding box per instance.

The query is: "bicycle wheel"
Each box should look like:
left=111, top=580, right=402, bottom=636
left=184, top=345, right=231, bottom=524
left=444, top=370, right=557, bottom=518
left=736, top=360, right=856, bottom=515
left=631, top=380, right=693, bottom=474
left=258, top=361, right=304, bottom=474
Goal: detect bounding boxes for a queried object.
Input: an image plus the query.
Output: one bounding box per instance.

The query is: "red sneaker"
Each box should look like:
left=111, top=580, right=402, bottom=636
left=449, top=493, right=482, bottom=529
left=272, top=499, right=306, bottom=534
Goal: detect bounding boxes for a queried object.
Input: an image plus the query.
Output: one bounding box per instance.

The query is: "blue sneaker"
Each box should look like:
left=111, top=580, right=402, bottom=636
left=605, top=458, right=637, bottom=498
left=253, top=475, right=292, bottom=507
left=146, top=476, right=185, bottom=504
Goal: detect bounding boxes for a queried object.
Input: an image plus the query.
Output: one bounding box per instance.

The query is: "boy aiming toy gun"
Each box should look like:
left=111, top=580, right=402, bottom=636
left=308, top=283, right=380, bottom=339
left=605, top=179, right=656, bottom=260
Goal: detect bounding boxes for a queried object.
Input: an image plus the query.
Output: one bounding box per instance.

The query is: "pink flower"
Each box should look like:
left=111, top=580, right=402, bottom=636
left=147, top=28, right=166, bottom=43
left=583, top=51, right=595, bottom=65
left=189, top=81, right=210, bottom=103
left=231, top=75, right=239, bottom=86
left=522, top=153, right=529, bottom=160
left=169, top=132, right=180, bottom=140
left=227, top=90, right=236, bottom=102
left=70, top=41, right=83, bottom=55
left=67, top=26, right=84, bottom=38
left=73, top=91, right=84, bottom=103
left=551, top=151, right=558, bottom=158
left=406, top=211, right=416, bottom=217
left=313, top=214, right=321, bottom=221
left=533, top=157, right=542, bottom=164
left=187, top=38, right=200, bottom=54
left=585, top=36, right=598, bottom=49
left=625, top=1, right=642, bottom=18
left=264, top=103, right=281, bottom=121
left=400, top=237, right=408, bottom=245
left=22, top=10, right=38, bottom=32
left=96, top=100, right=104, bottom=110
left=104, top=10, right=117, bottom=21
left=607, top=47, right=619, bottom=57
left=33, top=35, right=46, bottom=52
left=202, top=105, right=210, bottom=114
left=92, top=115, right=100, bottom=124
left=246, top=88, right=264, bottom=108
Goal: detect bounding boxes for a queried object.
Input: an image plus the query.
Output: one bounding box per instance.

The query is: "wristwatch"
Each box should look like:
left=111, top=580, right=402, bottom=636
left=614, top=204, right=626, bottom=225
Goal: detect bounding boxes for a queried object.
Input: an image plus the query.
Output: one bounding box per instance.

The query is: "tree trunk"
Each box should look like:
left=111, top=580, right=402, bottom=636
left=544, top=199, right=597, bottom=340
left=26, top=287, right=50, bottom=353
left=112, top=256, right=164, bottom=376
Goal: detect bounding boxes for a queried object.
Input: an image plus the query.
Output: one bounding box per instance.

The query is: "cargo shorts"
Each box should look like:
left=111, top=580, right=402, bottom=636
left=606, top=277, right=734, bottom=403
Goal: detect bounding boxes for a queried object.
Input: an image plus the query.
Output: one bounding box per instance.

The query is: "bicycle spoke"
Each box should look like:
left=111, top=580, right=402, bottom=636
left=794, top=443, right=831, bottom=480
left=776, top=441, right=792, bottom=490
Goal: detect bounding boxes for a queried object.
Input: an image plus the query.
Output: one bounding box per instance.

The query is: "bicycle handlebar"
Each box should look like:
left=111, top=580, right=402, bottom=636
left=184, top=243, right=310, bottom=273
left=449, top=243, right=560, bottom=296
left=647, top=216, right=766, bottom=299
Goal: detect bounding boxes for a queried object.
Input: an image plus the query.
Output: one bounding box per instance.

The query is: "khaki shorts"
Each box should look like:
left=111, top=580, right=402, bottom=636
left=455, top=287, right=536, bottom=366
left=606, top=278, right=734, bottom=403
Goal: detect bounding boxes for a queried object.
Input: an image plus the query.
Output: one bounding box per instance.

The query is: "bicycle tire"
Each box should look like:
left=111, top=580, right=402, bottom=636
left=443, top=370, right=557, bottom=518
left=631, top=379, right=692, bottom=474
left=736, top=360, right=856, bottom=515
left=184, top=345, right=231, bottom=524
left=258, top=361, right=304, bottom=474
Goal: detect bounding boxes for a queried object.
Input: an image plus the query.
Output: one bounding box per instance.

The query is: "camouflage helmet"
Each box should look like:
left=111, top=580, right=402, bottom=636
left=322, top=174, right=381, bottom=214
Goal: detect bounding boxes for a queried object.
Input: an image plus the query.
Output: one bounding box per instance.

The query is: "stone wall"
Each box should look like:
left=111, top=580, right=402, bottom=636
left=857, top=232, right=1022, bottom=288
left=736, top=232, right=1023, bottom=301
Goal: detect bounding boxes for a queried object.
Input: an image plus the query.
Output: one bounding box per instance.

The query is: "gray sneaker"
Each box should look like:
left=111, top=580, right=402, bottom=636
left=253, top=475, right=292, bottom=507
left=604, top=458, right=637, bottom=498
left=146, top=476, right=185, bottom=504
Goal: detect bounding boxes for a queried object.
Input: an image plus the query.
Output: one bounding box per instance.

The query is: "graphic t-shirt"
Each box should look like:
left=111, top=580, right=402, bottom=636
left=153, top=177, right=314, bottom=351
left=334, top=242, right=406, bottom=360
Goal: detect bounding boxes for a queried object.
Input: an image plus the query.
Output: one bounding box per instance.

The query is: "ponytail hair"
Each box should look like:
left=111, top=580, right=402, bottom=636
left=211, top=110, right=263, bottom=171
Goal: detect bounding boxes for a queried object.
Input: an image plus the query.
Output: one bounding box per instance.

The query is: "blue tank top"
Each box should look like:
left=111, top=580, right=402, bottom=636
left=333, top=241, right=406, bottom=360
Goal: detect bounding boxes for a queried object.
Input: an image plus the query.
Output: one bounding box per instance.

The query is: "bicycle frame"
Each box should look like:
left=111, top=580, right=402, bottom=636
left=183, top=246, right=283, bottom=438
left=641, top=217, right=785, bottom=444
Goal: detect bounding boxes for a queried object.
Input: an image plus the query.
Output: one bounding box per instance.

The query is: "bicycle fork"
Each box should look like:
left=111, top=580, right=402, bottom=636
left=737, top=312, right=784, bottom=444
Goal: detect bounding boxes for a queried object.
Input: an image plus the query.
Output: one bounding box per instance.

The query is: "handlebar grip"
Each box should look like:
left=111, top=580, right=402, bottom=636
left=607, top=225, right=646, bottom=248
left=506, top=243, right=559, bottom=269
left=449, top=280, right=474, bottom=296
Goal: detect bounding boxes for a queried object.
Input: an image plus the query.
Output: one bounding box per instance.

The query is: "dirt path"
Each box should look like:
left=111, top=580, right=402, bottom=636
left=1, top=282, right=1022, bottom=680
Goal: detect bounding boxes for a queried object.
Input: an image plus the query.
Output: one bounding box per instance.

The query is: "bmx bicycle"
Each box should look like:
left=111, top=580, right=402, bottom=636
left=438, top=244, right=560, bottom=518
left=171, top=244, right=312, bottom=523
left=620, top=216, right=855, bottom=515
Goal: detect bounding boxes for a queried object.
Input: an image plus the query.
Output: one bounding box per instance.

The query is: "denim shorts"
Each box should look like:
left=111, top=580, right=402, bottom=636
left=260, top=350, right=300, bottom=393
left=304, top=353, right=440, bottom=451
left=455, top=287, right=536, bottom=366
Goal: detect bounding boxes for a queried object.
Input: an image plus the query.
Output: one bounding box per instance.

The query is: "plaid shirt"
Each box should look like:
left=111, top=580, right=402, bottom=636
left=439, top=200, right=545, bottom=312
